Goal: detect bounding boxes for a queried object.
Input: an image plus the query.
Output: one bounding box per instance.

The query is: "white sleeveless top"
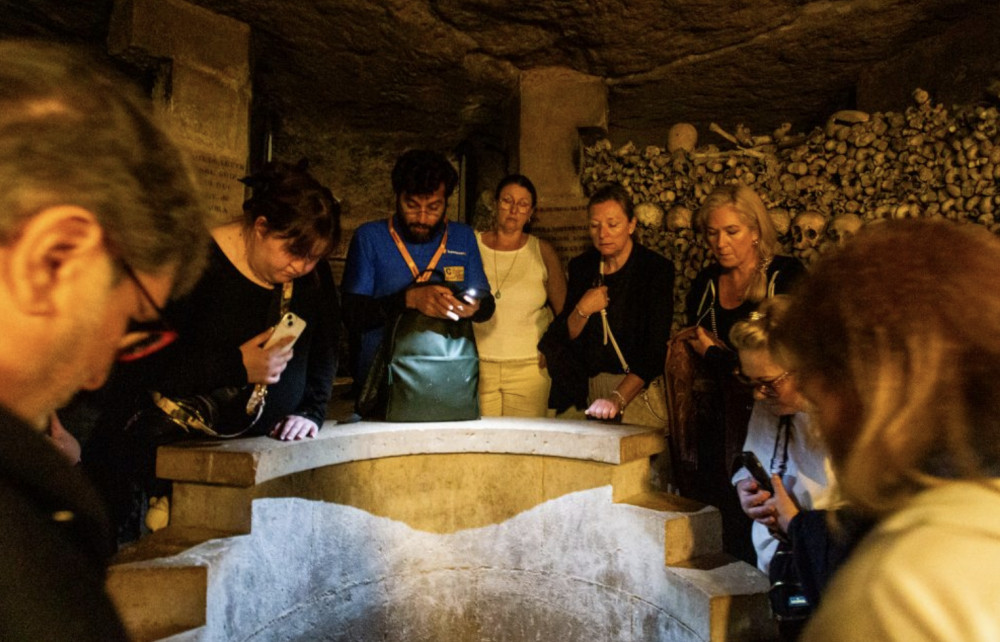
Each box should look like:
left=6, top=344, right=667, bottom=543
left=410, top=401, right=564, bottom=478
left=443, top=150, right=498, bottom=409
left=475, top=232, right=553, bottom=360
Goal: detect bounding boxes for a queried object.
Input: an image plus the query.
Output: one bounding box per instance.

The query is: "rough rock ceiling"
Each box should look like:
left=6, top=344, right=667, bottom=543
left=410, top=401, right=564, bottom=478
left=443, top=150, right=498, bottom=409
left=2, top=0, right=996, bottom=150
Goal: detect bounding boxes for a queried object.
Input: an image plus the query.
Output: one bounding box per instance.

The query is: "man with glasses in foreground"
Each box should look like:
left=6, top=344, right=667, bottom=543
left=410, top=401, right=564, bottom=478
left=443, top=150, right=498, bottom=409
left=0, top=41, right=208, bottom=640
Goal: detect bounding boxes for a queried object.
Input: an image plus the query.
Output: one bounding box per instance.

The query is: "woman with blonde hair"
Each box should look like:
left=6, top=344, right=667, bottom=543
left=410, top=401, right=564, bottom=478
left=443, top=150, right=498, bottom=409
left=729, top=296, right=832, bottom=575
left=729, top=295, right=834, bottom=639
left=772, top=219, right=1000, bottom=641
left=688, top=184, right=798, bottom=347
left=682, top=183, right=804, bottom=563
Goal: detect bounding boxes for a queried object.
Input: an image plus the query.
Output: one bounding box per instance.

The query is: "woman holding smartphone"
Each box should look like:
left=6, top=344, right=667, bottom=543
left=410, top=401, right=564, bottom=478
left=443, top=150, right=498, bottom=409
left=151, top=159, right=341, bottom=441
left=729, top=296, right=833, bottom=573
left=87, top=160, right=341, bottom=542
left=729, top=296, right=833, bottom=640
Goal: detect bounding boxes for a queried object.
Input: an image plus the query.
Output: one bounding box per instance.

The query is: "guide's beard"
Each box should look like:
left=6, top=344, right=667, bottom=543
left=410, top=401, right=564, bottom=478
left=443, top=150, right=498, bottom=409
left=396, top=211, right=445, bottom=244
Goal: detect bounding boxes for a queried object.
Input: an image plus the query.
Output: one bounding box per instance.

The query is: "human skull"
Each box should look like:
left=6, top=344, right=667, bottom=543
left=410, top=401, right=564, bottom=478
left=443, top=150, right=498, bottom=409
left=790, top=211, right=827, bottom=252
left=667, top=123, right=698, bottom=153
left=768, top=208, right=791, bottom=236
left=666, top=205, right=692, bottom=232
left=827, top=213, right=863, bottom=248
left=635, top=202, right=664, bottom=228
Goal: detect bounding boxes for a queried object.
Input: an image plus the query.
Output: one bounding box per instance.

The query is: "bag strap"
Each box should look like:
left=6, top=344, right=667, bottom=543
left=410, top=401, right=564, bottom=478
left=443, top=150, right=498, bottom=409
left=770, top=414, right=793, bottom=477
left=152, top=391, right=261, bottom=439
left=387, top=217, right=449, bottom=283
left=598, top=259, right=630, bottom=374
left=695, top=278, right=716, bottom=323
left=245, top=280, right=294, bottom=414
left=695, top=268, right=780, bottom=342
left=766, top=269, right=780, bottom=299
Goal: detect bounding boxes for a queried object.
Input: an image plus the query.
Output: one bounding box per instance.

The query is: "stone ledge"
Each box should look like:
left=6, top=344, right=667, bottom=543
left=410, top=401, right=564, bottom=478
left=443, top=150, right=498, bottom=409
left=107, top=417, right=775, bottom=642
left=157, top=416, right=666, bottom=487
left=110, top=487, right=771, bottom=642
left=106, top=561, right=207, bottom=641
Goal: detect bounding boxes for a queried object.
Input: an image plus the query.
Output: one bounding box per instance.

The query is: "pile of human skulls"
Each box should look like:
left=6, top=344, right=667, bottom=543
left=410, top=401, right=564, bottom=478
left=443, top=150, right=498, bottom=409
left=582, top=88, right=1000, bottom=330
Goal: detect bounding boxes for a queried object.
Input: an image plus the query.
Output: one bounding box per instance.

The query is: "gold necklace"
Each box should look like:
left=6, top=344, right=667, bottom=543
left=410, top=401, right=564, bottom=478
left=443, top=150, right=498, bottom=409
left=492, top=243, right=520, bottom=300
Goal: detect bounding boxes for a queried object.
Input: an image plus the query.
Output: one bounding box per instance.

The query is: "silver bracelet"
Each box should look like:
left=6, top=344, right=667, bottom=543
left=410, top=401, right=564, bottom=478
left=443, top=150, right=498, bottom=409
left=575, top=306, right=590, bottom=319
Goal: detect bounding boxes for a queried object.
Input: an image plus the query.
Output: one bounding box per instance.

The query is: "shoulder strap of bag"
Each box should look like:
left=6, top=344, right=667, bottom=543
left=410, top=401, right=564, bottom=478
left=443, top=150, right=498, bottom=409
left=770, top=414, right=793, bottom=477
left=388, top=217, right=449, bottom=283
left=245, top=281, right=294, bottom=414
left=695, top=278, right=716, bottom=326
left=766, top=269, right=780, bottom=299
left=598, top=259, right=630, bottom=374
left=152, top=391, right=262, bottom=439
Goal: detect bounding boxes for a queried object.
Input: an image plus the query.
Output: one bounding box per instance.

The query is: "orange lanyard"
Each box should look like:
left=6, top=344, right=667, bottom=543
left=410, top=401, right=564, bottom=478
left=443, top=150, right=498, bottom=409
left=387, top=217, right=448, bottom=283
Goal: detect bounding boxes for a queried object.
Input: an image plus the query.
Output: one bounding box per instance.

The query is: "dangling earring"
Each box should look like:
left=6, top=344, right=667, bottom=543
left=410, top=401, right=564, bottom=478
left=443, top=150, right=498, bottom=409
left=752, top=238, right=760, bottom=248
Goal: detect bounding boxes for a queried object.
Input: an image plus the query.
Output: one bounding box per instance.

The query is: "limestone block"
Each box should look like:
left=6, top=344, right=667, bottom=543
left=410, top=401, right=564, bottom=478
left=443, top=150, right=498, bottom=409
left=171, top=483, right=254, bottom=534
left=107, top=561, right=207, bottom=641
left=621, top=491, right=723, bottom=564
left=122, top=419, right=768, bottom=641
left=518, top=67, right=607, bottom=200
left=159, top=419, right=665, bottom=534
left=172, top=487, right=771, bottom=641
left=109, top=0, right=250, bottom=74
left=109, top=0, right=251, bottom=225
left=157, top=417, right=664, bottom=487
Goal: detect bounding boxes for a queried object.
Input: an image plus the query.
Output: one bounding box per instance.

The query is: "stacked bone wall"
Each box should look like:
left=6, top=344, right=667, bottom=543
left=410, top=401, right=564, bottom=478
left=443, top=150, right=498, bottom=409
left=581, top=90, right=1000, bottom=331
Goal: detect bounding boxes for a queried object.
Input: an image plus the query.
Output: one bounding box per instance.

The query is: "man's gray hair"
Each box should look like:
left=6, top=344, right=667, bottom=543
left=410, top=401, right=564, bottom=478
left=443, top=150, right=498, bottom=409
left=0, top=40, right=209, bottom=295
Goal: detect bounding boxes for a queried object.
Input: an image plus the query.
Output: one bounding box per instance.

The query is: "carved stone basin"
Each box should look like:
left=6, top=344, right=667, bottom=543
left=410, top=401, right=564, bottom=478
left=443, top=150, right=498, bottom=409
left=107, top=418, right=773, bottom=641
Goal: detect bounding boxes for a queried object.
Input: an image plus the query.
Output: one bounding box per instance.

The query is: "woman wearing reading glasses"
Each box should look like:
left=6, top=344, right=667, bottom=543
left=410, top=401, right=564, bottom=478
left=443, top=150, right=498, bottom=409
left=474, top=174, right=566, bottom=416
left=729, top=296, right=833, bottom=640
left=541, top=183, right=673, bottom=428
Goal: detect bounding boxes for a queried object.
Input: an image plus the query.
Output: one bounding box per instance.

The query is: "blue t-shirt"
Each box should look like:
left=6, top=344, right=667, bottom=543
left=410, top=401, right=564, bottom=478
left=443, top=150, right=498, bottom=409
left=342, top=217, right=489, bottom=382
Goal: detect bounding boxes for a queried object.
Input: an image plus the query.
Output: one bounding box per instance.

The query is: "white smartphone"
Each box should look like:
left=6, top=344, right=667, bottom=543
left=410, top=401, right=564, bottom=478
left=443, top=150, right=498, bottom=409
left=262, top=312, right=307, bottom=349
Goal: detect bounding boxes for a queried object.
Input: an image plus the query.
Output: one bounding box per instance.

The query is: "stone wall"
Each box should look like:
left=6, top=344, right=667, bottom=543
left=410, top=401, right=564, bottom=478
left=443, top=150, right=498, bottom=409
left=108, top=0, right=251, bottom=227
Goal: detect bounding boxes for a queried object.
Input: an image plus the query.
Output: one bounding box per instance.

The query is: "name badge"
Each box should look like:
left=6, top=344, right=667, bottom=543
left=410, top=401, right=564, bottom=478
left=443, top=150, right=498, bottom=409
left=443, top=266, right=465, bottom=282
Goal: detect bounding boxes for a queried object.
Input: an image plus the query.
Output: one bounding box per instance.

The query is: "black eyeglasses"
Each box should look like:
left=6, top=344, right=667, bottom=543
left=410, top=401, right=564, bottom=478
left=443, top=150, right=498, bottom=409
left=735, top=370, right=793, bottom=398
left=117, top=261, right=177, bottom=362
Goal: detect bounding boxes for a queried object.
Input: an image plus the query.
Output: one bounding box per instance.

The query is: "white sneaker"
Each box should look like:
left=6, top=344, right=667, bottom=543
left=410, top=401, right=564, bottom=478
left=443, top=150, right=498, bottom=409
left=145, top=496, right=170, bottom=532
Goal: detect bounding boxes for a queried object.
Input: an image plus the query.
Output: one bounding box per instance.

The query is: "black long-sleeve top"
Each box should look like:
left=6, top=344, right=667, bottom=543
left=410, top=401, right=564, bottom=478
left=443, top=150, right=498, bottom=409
left=685, top=254, right=805, bottom=370
left=542, top=244, right=674, bottom=409
left=145, top=241, right=340, bottom=433
left=0, top=405, right=130, bottom=641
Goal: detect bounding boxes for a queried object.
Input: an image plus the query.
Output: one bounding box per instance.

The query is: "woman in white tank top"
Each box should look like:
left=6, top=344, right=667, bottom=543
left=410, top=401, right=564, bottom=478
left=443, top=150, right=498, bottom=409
left=475, top=175, right=567, bottom=416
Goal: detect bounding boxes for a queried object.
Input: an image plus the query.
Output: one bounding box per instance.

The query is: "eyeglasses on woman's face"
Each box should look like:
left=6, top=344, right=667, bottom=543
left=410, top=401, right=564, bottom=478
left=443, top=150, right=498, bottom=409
left=498, top=195, right=532, bottom=213
left=735, top=370, right=793, bottom=398
left=116, top=260, right=177, bottom=362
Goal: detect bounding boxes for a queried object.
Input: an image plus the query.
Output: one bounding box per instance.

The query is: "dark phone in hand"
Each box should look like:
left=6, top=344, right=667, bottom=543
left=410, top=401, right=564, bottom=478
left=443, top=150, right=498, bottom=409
left=737, top=451, right=774, bottom=494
